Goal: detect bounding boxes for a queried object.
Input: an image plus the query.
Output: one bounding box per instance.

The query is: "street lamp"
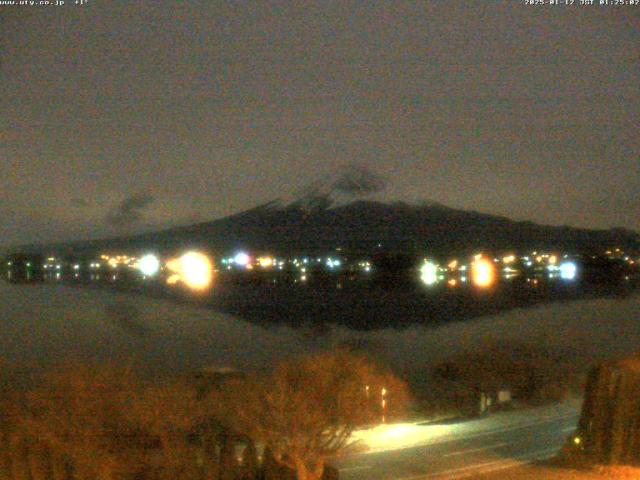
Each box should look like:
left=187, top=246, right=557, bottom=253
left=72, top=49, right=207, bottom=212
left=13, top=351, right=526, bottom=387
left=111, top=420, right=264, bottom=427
left=381, top=387, right=387, bottom=424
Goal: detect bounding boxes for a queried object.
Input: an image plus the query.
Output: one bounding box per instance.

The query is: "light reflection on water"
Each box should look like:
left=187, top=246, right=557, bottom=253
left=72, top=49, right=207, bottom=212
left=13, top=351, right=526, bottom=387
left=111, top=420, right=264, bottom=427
left=1, top=282, right=639, bottom=385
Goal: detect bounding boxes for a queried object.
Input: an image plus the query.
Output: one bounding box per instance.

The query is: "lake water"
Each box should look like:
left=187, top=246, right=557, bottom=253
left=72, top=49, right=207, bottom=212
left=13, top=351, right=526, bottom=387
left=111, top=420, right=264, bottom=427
left=1, top=282, right=639, bottom=386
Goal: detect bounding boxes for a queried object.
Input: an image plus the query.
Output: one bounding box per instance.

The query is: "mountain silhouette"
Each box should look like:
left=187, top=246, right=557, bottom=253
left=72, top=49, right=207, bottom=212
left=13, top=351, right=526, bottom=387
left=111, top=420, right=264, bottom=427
left=27, top=197, right=639, bottom=259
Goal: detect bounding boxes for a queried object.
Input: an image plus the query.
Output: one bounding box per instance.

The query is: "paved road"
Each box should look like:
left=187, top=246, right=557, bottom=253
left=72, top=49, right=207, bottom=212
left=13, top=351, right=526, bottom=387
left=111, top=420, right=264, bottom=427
left=335, top=401, right=581, bottom=480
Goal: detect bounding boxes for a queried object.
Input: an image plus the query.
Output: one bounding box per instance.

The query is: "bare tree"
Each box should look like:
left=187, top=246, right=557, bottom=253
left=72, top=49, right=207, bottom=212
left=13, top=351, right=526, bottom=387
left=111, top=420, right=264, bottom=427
left=212, top=350, right=410, bottom=480
left=20, top=364, right=146, bottom=480
left=1, top=360, right=233, bottom=480
left=126, top=380, right=212, bottom=479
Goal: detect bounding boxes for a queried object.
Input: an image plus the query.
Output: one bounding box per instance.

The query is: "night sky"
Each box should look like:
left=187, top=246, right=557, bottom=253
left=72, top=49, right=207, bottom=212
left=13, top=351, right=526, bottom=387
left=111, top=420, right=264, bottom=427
left=1, top=1, right=638, bottom=247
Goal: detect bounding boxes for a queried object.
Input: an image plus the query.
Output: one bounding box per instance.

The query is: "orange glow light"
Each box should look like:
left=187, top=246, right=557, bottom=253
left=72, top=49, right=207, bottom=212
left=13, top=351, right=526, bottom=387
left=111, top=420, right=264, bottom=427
left=471, top=257, right=496, bottom=288
left=502, top=255, right=516, bottom=264
left=165, top=251, right=214, bottom=291
left=180, top=251, right=214, bottom=290
left=258, top=256, right=274, bottom=268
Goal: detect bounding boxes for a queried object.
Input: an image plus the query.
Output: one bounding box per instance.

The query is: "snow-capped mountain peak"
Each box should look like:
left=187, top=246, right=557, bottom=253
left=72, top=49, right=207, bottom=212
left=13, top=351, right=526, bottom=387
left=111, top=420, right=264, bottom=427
left=275, top=164, right=439, bottom=212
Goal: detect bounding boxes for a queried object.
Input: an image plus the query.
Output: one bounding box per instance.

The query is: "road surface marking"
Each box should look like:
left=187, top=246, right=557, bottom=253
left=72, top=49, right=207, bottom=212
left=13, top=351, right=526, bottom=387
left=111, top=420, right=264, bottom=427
left=339, top=465, right=371, bottom=472
left=400, top=446, right=560, bottom=480
left=358, top=413, right=578, bottom=455
left=442, top=442, right=508, bottom=457
left=562, top=426, right=576, bottom=433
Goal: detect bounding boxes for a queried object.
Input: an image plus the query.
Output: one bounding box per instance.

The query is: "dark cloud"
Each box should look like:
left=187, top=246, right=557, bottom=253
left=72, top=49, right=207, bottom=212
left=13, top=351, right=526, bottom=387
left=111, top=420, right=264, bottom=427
left=70, top=197, right=90, bottom=208
left=105, top=193, right=155, bottom=228
left=333, top=163, right=387, bottom=196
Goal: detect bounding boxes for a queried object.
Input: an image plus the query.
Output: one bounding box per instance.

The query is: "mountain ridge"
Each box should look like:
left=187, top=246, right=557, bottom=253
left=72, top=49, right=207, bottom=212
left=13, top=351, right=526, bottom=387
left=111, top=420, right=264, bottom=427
left=8, top=198, right=639, bottom=259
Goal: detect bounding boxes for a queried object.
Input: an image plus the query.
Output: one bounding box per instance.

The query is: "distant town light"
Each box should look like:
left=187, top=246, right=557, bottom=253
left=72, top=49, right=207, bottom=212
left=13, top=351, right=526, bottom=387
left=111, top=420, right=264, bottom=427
left=326, top=258, right=341, bottom=269
left=258, top=256, right=274, bottom=268
left=502, top=255, right=516, bottom=264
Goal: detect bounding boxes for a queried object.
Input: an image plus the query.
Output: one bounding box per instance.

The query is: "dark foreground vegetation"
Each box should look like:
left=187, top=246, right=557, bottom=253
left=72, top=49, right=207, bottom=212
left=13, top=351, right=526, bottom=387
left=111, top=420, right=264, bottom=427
left=424, top=343, right=586, bottom=417
left=530, top=353, right=640, bottom=480
left=570, top=353, right=640, bottom=466
left=0, top=351, right=409, bottom=480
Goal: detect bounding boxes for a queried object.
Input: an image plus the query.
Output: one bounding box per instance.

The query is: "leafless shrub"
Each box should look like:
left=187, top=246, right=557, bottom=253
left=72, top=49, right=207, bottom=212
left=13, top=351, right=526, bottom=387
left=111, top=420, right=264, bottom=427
left=0, top=351, right=410, bottom=480
left=211, top=349, right=411, bottom=480
left=13, top=363, right=214, bottom=480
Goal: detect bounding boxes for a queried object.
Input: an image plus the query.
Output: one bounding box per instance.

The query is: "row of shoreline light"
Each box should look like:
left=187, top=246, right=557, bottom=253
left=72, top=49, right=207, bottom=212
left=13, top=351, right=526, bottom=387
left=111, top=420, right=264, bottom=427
left=38, top=249, right=591, bottom=292
left=419, top=254, right=578, bottom=288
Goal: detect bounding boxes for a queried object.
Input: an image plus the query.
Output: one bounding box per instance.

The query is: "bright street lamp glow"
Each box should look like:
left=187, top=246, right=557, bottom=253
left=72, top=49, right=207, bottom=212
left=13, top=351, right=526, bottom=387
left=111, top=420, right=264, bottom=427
left=420, top=261, right=439, bottom=286
left=180, top=251, right=214, bottom=290
left=560, top=261, right=577, bottom=280
left=233, top=252, right=250, bottom=266
left=138, top=254, right=160, bottom=276
left=165, top=251, right=214, bottom=291
left=471, top=257, right=496, bottom=288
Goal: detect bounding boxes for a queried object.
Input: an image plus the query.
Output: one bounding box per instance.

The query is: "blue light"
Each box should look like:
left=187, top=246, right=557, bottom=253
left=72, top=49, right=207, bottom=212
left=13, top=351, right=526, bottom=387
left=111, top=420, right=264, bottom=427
left=559, top=262, right=577, bottom=281
left=233, top=252, right=250, bottom=266
left=326, top=258, right=341, bottom=269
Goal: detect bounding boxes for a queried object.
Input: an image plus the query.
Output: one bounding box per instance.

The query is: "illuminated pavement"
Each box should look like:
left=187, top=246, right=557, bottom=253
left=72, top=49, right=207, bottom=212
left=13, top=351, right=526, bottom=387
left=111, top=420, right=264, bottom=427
left=336, top=401, right=581, bottom=480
